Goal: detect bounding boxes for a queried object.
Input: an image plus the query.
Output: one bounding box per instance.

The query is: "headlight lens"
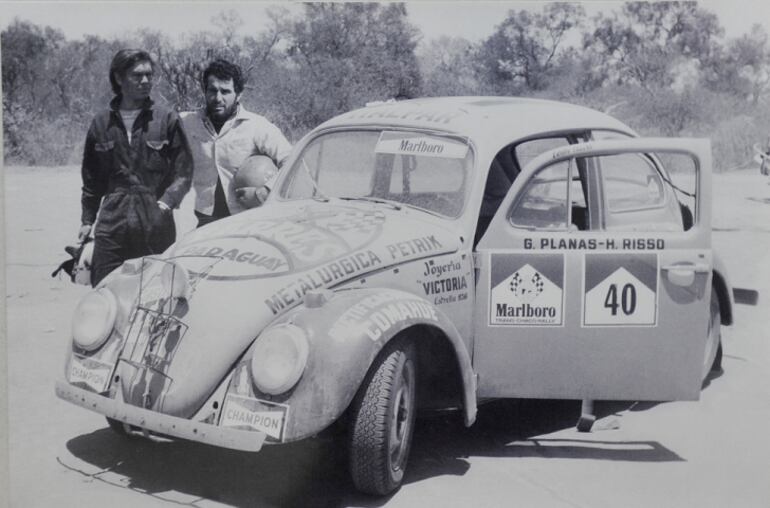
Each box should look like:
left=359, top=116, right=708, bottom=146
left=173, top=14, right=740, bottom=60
left=250, top=324, right=309, bottom=395
left=71, top=288, right=118, bottom=351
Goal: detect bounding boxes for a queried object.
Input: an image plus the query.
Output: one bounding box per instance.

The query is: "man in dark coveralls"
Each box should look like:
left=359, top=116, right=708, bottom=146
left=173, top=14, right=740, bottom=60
left=77, top=49, right=192, bottom=286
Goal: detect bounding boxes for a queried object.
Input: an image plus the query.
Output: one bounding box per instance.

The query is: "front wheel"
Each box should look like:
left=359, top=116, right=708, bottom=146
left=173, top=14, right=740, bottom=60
left=349, top=339, right=417, bottom=496
left=702, top=286, right=723, bottom=383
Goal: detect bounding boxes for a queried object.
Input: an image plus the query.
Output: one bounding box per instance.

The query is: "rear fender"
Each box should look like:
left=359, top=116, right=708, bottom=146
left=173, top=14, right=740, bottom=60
left=224, top=288, right=477, bottom=443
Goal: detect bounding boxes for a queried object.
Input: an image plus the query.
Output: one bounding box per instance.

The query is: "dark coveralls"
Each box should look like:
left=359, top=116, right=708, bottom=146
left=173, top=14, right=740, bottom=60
left=81, top=97, right=192, bottom=286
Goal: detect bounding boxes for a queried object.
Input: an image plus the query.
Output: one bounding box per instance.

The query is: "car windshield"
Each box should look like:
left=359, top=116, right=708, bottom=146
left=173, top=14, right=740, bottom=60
left=278, top=130, right=474, bottom=217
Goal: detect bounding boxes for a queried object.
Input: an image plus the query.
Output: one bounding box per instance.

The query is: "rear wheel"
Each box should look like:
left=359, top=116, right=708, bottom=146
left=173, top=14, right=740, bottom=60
left=349, top=339, right=416, bottom=496
left=702, top=286, right=722, bottom=382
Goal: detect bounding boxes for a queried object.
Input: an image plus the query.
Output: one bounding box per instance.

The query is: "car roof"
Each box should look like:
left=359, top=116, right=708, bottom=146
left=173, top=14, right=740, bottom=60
left=317, top=96, right=636, bottom=154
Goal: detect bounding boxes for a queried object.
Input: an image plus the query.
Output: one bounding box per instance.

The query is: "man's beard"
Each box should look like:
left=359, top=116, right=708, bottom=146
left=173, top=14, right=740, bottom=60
left=208, top=103, right=237, bottom=123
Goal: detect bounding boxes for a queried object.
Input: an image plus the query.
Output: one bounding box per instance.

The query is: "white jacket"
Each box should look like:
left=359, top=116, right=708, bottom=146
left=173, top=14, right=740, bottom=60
left=181, top=105, right=292, bottom=215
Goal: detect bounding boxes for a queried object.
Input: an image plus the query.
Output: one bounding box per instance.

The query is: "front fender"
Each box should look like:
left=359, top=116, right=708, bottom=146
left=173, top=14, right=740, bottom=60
left=225, top=288, right=477, bottom=443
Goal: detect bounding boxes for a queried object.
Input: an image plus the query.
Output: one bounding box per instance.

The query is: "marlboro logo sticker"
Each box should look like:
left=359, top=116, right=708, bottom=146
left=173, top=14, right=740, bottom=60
left=375, top=131, right=469, bottom=159
left=220, top=395, right=289, bottom=441
left=583, top=253, right=658, bottom=326
left=489, top=253, right=564, bottom=326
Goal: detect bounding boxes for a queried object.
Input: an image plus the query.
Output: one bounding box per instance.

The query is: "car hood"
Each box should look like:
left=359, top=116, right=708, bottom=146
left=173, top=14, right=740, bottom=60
left=113, top=200, right=460, bottom=417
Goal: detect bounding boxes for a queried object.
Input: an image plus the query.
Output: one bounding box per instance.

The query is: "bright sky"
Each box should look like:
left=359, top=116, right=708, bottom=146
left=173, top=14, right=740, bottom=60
left=0, top=1, right=769, bottom=44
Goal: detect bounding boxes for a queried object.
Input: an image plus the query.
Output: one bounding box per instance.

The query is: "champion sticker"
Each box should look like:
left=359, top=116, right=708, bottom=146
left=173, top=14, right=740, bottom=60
left=583, top=253, right=658, bottom=327
left=374, top=131, right=468, bottom=159
left=69, top=355, right=114, bottom=393
left=489, top=253, right=565, bottom=326
left=220, top=395, right=289, bottom=441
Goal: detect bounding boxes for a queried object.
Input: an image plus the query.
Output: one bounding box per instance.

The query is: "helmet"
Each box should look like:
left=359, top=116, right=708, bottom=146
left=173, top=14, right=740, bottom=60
left=234, top=155, right=277, bottom=189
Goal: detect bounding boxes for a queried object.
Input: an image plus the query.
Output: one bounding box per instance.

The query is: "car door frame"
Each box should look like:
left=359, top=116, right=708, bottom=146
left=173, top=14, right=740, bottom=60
left=472, top=138, right=712, bottom=402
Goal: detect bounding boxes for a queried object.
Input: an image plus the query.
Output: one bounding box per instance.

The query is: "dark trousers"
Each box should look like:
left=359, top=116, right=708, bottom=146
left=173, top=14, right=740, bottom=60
left=90, top=190, right=176, bottom=286
left=195, top=177, right=230, bottom=228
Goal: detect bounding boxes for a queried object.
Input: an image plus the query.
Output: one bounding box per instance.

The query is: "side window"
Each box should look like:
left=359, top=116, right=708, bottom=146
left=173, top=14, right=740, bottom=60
left=515, top=137, right=570, bottom=170
left=509, top=160, right=587, bottom=230
left=505, top=149, right=696, bottom=235
left=600, top=154, right=665, bottom=213
left=597, top=153, right=694, bottom=232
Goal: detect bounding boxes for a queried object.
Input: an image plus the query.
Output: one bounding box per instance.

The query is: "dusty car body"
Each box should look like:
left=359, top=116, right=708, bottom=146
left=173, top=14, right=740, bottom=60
left=57, top=97, right=733, bottom=495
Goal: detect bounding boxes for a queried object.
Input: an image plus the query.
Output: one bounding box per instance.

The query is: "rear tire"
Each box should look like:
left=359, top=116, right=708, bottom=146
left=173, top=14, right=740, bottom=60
left=349, top=339, right=416, bottom=496
left=702, top=286, right=722, bottom=382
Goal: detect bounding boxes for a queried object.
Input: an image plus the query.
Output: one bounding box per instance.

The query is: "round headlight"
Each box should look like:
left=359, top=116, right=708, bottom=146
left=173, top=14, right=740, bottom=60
left=250, top=324, right=309, bottom=395
left=71, top=288, right=118, bottom=351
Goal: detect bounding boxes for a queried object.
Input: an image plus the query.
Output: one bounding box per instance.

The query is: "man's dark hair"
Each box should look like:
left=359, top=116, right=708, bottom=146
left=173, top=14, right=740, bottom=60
left=109, top=49, right=154, bottom=96
left=201, top=59, right=245, bottom=94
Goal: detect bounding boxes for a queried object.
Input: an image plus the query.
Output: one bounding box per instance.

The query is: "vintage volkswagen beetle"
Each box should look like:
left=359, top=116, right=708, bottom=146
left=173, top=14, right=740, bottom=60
left=56, top=97, right=733, bottom=495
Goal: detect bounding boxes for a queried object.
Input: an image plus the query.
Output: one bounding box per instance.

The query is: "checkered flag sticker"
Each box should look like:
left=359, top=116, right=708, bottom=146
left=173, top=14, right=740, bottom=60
left=509, top=269, right=544, bottom=303
left=325, top=210, right=386, bottom=233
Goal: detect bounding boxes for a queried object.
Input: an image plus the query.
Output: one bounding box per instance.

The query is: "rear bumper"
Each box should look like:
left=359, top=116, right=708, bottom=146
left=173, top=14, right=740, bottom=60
left=55, top=381, right=266, bottom=452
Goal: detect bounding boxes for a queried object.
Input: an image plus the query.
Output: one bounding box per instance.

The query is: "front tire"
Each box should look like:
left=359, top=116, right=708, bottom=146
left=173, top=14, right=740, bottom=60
left=349, top=339, right=417, bottom=496
left=702, top=286, right=722, bottom=382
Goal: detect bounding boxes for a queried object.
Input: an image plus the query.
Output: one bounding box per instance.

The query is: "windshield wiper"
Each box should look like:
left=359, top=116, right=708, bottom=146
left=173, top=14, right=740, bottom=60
left=337, top=196, right=402, bottom=210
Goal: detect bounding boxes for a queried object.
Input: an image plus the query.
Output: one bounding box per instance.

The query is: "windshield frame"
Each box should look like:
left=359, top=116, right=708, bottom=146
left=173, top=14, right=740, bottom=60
left=273, top=126, right=477, bottom=219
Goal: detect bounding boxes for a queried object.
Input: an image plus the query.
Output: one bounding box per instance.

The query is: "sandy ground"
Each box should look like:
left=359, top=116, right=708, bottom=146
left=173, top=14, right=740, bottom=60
left=4, top=165, right=770, bottom=508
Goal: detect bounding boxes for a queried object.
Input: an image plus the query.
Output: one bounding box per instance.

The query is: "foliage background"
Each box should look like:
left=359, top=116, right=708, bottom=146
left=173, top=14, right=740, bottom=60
left=3, top=1, right=770, bottom=171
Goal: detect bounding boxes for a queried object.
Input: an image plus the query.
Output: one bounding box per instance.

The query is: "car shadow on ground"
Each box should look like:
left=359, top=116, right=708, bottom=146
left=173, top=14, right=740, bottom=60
left=404, top=398, right=683, bottom=487
left=61, top=395, right=690, bottom=508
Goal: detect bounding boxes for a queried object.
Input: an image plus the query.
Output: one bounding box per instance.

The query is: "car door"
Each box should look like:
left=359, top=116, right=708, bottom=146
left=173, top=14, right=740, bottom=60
left=473, top=138, right=712, bottom=401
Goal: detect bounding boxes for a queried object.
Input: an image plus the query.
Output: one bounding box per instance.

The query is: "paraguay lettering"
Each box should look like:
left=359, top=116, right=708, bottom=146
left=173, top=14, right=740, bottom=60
left=265, top=250, right=382, bottom=314
left=182, top=245, right=288, bottom=271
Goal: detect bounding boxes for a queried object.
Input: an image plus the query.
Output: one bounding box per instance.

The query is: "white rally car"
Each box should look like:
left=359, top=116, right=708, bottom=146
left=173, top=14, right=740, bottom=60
left=57, top=97, right=732, bottom=495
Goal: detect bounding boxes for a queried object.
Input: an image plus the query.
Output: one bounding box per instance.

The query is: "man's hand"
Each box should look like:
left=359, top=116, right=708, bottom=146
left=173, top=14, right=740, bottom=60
left=235, top=186, right=269, bottom=209
left=77, top=224, right=92, bottom=243
left=157, top=200, right=171, bottom=212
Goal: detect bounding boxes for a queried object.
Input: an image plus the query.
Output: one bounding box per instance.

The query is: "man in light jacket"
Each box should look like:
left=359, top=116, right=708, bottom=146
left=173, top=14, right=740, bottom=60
left=181, top=59, right=292, bottom=227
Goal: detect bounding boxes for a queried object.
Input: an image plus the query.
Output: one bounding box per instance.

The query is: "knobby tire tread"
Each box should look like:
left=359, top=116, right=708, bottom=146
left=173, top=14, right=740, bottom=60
left=350, top=342, right=408, bottom=495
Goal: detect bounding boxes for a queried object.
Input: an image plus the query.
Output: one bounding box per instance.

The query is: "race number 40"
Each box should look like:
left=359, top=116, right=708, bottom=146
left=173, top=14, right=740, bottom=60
left=583, top=253, right=658, bottom=326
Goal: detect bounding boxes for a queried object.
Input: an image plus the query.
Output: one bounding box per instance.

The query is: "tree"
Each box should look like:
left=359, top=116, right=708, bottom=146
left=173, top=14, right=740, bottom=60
left=586, top=1, right=722, bottom=92
left=477, top=3, right=585, bottom=94
left=418, top=36, right=481, bottom=96
left=280, top=3, right=422, bottom=131
left=703, top=24, right=770, bottom=105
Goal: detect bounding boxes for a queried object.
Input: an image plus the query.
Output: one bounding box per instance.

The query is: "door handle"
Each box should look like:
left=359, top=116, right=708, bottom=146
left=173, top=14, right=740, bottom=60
left=662, top=263, right=710, bottom=288
left=661, top=263, right=710, bottom=273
